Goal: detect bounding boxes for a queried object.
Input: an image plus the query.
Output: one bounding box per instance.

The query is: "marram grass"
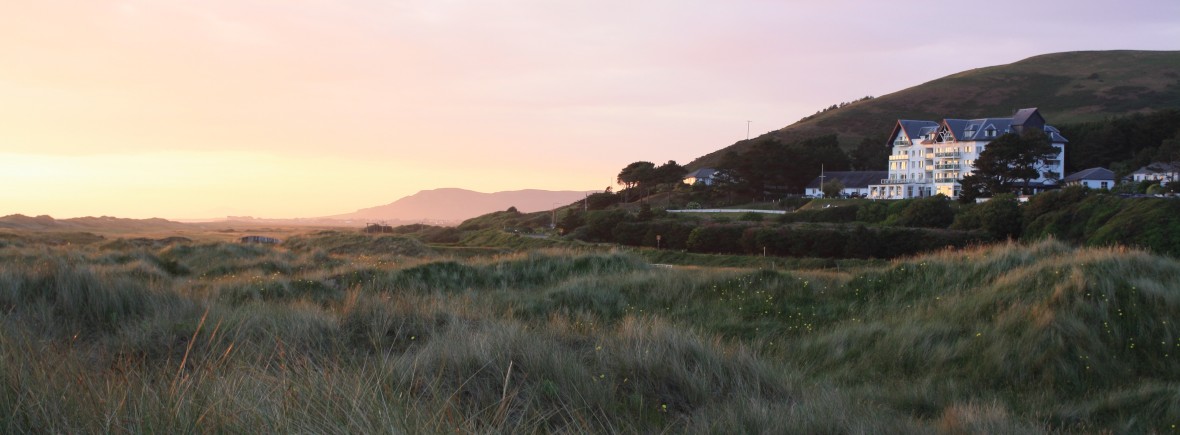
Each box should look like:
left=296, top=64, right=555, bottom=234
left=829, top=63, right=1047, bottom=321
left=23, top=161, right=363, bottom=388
left=2, top=235, right=1179, bottom=432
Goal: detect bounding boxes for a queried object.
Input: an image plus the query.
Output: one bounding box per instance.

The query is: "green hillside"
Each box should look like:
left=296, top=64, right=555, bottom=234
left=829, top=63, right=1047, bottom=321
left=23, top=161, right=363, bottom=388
left=689, top=50, right=1180, bottom=169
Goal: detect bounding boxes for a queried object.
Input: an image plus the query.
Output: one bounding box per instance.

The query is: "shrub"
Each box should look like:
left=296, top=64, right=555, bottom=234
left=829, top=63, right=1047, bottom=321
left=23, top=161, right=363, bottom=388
left=739, top=212, right=764, bottom=222
left=956, top=195, right=1023, bottom=239
left=977, top=194, right=1023, bottom=239
left=895, top=196, right=955, bottom=228
left=585, top=192, right=620, bottom=210
left=643, top=220, right=697, bottom=250
left=612, top=222, right=650, bottom=246
left=687, top=224, right=748, bottom=254
left=581, top=210, right=629, bottom=242
left=856, top=201, right=889, bottom=223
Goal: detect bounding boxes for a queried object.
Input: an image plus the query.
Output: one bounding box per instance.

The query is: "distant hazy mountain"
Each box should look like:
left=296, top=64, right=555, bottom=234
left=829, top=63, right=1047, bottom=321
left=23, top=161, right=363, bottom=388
left=0, top=214, right=187, bottom=231
left=334, top=188, right=596, bottom=223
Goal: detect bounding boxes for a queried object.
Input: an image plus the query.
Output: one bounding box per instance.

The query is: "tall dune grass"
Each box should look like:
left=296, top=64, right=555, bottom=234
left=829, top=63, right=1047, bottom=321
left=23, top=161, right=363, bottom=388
left=3, top=234, right=1180, bottom=432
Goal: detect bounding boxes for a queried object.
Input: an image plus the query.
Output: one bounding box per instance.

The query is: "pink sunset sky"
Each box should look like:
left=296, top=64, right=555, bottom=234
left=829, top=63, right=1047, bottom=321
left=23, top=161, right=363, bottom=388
left=2, top=0, right=1177, bottom=219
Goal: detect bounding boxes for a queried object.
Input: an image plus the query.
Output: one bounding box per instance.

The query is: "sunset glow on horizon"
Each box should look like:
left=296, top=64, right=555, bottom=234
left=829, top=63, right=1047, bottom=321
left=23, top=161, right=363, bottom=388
left=3, top=1, right=1177, bottom=219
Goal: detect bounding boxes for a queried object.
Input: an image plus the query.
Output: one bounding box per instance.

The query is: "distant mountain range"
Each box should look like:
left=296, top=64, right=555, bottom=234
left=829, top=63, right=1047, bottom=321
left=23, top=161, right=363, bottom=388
left=0, top=189, right=597, bottom=229
left=689, top=50, right=1180, bottom=169
left=330, top=188, right=597, bottom=224
left=0, top=214, right=189, bottom=232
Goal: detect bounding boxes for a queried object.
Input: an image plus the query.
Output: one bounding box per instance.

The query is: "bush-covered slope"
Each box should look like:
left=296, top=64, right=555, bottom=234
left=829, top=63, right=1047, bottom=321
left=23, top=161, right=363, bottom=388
left=690, top=50, right=1180, bottom=169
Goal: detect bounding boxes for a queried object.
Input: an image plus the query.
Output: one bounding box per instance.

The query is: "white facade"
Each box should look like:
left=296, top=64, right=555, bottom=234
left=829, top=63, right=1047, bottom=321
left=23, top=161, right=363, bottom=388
left=868, top=108, right=1066, bottom=200
left=804, top=171, right=887, bottom=198
left=1131, top=163, right=1180, bottom=186
left=1077, top=179, right=1112, bottom=189
left=1063, top=167, right=1115, bottom=190
left=803, top=185, right=871, bottom=198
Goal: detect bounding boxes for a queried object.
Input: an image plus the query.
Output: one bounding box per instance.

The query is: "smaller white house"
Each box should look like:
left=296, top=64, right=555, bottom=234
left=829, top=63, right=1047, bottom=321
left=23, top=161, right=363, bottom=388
left=804, top=171, right=889, bottom=198
left=1062, top=167, right=1115, bottom=190
left=683, top=168, right=718, bottom=186
left=1132, top=162, right=1180, bottom=186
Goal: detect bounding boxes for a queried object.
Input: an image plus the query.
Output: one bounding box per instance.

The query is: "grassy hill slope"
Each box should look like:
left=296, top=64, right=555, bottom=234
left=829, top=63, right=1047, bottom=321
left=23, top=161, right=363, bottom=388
left=689, top=50, right=1180, bottom=169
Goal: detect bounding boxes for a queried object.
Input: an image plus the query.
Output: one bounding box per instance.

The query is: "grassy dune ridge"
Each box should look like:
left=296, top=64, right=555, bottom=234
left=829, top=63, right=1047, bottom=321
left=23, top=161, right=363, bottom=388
left=2, top=232, right=1179, bottom=432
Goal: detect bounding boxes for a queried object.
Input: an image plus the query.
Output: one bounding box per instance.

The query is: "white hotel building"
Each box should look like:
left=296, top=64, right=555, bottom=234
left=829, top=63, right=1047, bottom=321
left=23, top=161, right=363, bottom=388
left=867, top=108, right=1068, bottom=200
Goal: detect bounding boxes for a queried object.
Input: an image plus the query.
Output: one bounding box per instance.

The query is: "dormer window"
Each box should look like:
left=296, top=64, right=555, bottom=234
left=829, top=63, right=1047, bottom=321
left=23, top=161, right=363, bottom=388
left=964, top=125, right=977, bottom=138
left=984, top=126, right=997, bottom=138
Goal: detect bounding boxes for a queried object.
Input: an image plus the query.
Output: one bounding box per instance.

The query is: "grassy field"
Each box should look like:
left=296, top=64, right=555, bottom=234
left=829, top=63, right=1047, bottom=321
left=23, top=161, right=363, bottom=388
left=3, top=228, right=1180, bottom=432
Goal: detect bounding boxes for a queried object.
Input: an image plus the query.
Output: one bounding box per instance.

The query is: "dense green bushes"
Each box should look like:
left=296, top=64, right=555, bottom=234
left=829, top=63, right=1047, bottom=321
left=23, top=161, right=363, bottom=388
left=952, top=194, right=1023, bottom=239
left=1024, top=186, right=1180, bottom=256
left=433, top=187, right=1180, bottom=261
left=673, top=223, right=986, bottom=258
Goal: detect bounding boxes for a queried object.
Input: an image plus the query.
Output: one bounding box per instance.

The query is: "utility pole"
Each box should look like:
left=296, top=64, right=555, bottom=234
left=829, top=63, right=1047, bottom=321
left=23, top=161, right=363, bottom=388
left=819, top=164, right=826, bottom=197
left=747, top=121, right=751, bottom=140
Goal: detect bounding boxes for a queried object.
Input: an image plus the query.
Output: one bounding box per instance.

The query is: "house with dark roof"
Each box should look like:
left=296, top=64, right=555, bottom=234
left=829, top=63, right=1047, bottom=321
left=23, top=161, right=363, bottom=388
left=1131, top=162, right=1180, bottom=186
left=1063, top=167, right=1115, bottom=189
left=868, top=108, right=1067, bottom=200
left=805, top=171, right=889, bottom=198
left=683, top=168, right=718, bottom=186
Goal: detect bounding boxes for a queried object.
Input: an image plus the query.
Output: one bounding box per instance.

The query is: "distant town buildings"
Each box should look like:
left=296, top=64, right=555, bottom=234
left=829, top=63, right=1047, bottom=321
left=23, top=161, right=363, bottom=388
left=867, top=108, right=1067, bottom=200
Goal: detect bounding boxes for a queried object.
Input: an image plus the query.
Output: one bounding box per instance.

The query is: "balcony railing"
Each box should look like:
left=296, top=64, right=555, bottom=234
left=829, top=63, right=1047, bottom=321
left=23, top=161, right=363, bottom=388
left=935, top=151, right=961, bottom=157
left=878, top=178, right=915, bottom=184
left=888, top=155, right=909, bottom=161
left=934, top=177, right=960, bottom=183
left=934, top=163, right=960, bottom=170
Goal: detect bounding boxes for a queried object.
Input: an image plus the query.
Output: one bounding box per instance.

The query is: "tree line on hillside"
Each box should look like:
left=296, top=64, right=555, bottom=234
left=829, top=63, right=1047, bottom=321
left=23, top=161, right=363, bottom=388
left=615, top=160, right=685, bottom=201
left=712, top=135, right=850, bottom=200
left=613, top=133, right=889, bottom=205
left=1058, top=109, right=1180, bottom=175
